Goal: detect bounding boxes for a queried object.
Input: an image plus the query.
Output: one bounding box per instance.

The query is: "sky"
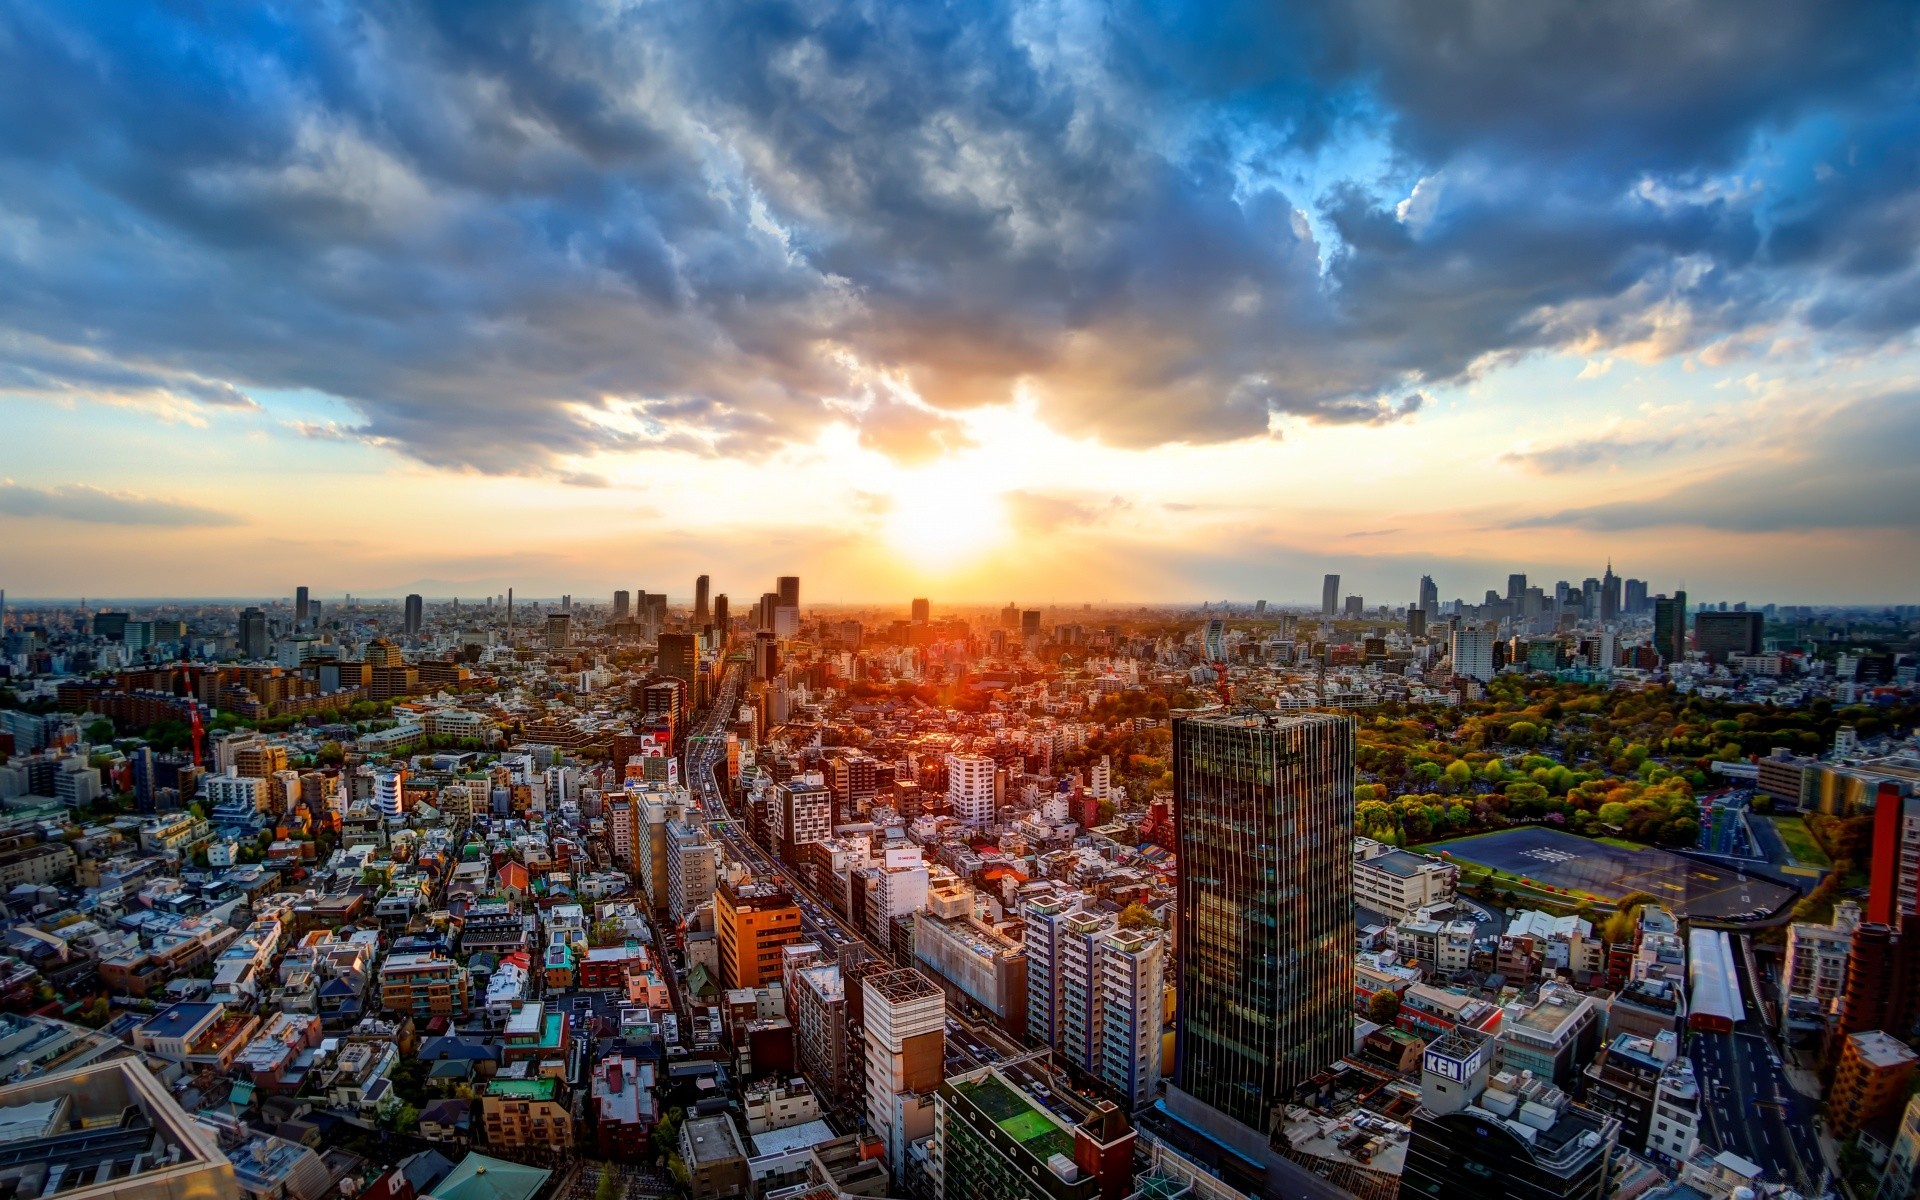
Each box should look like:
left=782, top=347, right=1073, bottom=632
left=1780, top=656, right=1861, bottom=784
left=2, top=0, right=1918, bottom=606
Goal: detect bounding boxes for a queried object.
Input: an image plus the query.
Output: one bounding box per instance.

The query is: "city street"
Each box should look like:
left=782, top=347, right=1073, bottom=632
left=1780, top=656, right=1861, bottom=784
left=1688, top=934, right=1823, bottom=1192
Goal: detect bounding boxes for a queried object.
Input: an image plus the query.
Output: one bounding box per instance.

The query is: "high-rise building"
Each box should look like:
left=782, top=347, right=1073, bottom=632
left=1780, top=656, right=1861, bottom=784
left=1450, top=626, right=1496, bottom=682
left=237, top=606, right=268, bottom=660
left=862, top=967, right=944, bottom=1185
left=712, top=593, right=729, bottom=632
left=1321, top=574, right=1340, bottom=616
left=1170, top=710, right=1353, bottom=1134
left=545, top=612, right=572, bottom=649
left=694, top=575, right=711, bottom=625
left=1419, top=575, right=1439, bottom=614
left=1652, top=592, right=1688, bottom=663
left=613, top=590, right=631, bottom=619
left=1623, top=578, right=1647, bottom=615
left=1407, top=608, right=1428, bottom=638
left=777, top=575, right=800, bottom=611
left=1343, top=594, right=1363, bottom=619
left=404, top=593, right=423, bottom=636
left=658, top=632, right=697, bottom=686
left=1506, top=574, right=1527, bottom=604
left=947, top=754, right=997, bottom=827
left=1020, top=609, right=1041, bottom=639
left=933, top=1064, right=1133, bottom=1200
left=911, top=597, right=930, bottom=625
left=1000, top=602, right=1019, bottom=629
left=295, top=585, right=310, bottom=623
left=1693, top=611, right=1763, bottom=663
left=752, top=630, right=778, bottom=681
left=1025, top=896, right=1167, bottom=1111
left=1600, top=563, right=1620, bottom=622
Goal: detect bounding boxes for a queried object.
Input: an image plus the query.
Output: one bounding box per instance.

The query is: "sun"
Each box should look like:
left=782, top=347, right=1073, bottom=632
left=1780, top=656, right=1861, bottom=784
left=883, top=476, right=1006, bottom=569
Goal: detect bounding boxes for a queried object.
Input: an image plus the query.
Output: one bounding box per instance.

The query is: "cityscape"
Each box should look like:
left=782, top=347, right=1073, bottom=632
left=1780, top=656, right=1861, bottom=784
left=0, top=581, right=1915, bottom=1200
left=4, top=5, right=1920, bottom=1200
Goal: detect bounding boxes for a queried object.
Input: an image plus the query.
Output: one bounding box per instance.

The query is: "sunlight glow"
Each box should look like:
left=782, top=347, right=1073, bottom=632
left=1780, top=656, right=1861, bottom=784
left=883, top=475, right=1006, bottom=570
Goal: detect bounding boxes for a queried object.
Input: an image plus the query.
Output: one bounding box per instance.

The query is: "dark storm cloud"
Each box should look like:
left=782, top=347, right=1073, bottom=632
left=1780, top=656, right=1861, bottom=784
left=0, top=0, right=1916, bottom=473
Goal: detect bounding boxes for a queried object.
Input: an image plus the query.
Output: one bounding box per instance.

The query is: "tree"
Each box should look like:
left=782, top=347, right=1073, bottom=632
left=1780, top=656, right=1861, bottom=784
left=1118, top=903, right=1160, bottom=931
left=85, top=719, right=115, bottom=744
left=595, top=1170, right=624, bottom=1200
left=1365, top=989, right=1402, bottom=1025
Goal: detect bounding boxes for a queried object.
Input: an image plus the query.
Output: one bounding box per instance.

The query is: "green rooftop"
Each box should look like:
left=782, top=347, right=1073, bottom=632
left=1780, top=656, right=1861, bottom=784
left=486, top=1077, right=558, bottom=1101
left=955, top=1074, right=1076, bottom=1165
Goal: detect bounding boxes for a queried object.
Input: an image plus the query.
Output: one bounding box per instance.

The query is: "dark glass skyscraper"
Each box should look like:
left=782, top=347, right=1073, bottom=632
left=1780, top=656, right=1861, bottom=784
left=404, top=592, right=423, bottom=636
left=694, top=574, right=710, bottom=624
left=1652, top=591, right=1687, bottom=663
left=1172, top=710, right=1354, bottom=1133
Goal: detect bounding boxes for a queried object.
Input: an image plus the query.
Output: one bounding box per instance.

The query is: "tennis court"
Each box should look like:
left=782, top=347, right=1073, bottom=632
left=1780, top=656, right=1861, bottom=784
left=1431, top=827, right=1796, bottom=921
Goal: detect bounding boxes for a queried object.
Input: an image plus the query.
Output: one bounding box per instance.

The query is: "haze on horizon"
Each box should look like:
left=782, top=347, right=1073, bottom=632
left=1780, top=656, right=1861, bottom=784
left=2, top=1, right=1918, bottom=604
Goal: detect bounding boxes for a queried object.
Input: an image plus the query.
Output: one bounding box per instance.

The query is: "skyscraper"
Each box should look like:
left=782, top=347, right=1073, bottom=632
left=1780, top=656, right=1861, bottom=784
left=613, top=590, right=631, bottom=619
left=1321, top=574, right=1340, bottom=616
left=1600, top=562, right=1620, bottom=622
left=1694, top=611, right=1763, bottom=663
left=1171, top=710, right=1354, bottom=1134
left=777, top=575, right=800, bottom=611
left=712, top=593, right=728, bottom=632
left=404, top=593, right=423, bottom=636
left=295, top=585, right=310, bottom=623
left=1507, top=573, right=1527, bottom=604
left=1418, top=574, right=1438, bottom=614
left=1652, top=592, right=1687, bottom=664
left=237, top=606, right=268, bottom=660
left=694, top=575, right=711, bottom=625
left=1623, top=578, right=1647, bottom=616
left=911, top=597, right=930, bottom=624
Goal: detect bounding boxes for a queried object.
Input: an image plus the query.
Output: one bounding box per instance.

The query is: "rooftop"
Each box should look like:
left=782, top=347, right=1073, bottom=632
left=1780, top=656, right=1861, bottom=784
left=1849, top=1030, right=1919, bottom=1069
left=949, top=1068, right=1077, bottom=1168
left=1363, top=850, right=1445, bottom=879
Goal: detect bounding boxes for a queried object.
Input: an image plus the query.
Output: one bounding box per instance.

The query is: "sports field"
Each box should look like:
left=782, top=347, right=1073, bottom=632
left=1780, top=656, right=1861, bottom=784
left=1430, top=826, right=1796, bottom=921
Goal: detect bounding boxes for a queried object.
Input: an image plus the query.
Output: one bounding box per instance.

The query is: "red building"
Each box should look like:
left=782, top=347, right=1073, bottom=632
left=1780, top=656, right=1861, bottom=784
left=591, top=1055, right=658, bottom=1161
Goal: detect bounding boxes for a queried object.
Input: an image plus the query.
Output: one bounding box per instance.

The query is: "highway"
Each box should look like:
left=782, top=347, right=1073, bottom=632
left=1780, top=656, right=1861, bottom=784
left=1688, top=931, right=1823, bottom=1192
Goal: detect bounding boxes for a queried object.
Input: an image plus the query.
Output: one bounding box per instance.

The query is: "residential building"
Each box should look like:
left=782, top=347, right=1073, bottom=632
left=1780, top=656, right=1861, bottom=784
left=947, top=754, right=997, bottom=828
left=863, top=968, right=945, bottom=1184
left=667, top=819, right=721, bottom=924
left=932, top=1065, right=1132, bottom=1200
left=717, top=878, right=803, bottom=991
left=379, top=951, right=471, bottom=1019
left=480, top=1075, right=573, bottom=1154
left=680, top=1114, right=750, bottom=1200
left=1831, top=1030, right=1919, bottom=1141
left=1784, top=900, right=1859, bottom=1016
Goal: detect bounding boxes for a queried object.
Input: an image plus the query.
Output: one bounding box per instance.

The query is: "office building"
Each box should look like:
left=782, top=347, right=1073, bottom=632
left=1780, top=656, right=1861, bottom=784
left=777, top=575, right=800, bottom=611
left=1407, top=608, right=1427, bottom=638
left=1623, top=578, right=1647, bottom=615
left=694, top=575, right=711, bottom=625
left=545, top=611, right=571, bottom=649
left=713, top=593, right=729, bottom=632
left=1402, top=1027, right=1620, bottom=1200
left=294, top=586, right=310, bottom=624
left=1498, top=983, right=1601, bottom=1089
left=1170, top=710, right=1353, bottom=1134
left=948, top=754, right=998, bottom=828
left=1321, top=574, right=1340, bottom=616
left=716, top=877, right=803, bottom=991
left=1507, top=574, right=1527, bottom=604
left=1581, top=1031, right=1688, bottom=1156
left=1600, top=564, right=1620, bottom=621
left=614, top=590, right=631, bottom=619
left=1693, top=611, right=1763, bottom=663
left=1418, top=575, right=1438, bottom=614
left=911, top=597, right=930, bottom=624
left=1353, top=842, right=1457, bottom=921
left=1021, top=609, right=1042, bottom=639
left=1450, top=626, right=1496, bottom=683
left=404, top=593, right=423, bottom=636
left=237, top=606, right=268, bottom=660
left=659, top=632, right=697, bottom=686
left=1652, top=593, right=1687, bottom=664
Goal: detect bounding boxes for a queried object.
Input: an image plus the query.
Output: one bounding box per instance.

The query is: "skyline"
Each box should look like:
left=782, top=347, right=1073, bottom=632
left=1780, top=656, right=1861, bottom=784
left=5, top=2, right=1920, bottom=602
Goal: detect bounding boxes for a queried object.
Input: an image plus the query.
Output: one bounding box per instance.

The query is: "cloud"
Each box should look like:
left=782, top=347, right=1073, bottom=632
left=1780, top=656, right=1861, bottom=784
left=1500, top=433, right=1696, bottom=474
left=1510, top=390, right=1920, bottom=532
left=1003, top=490, right=1132, bottom=536
left=0, top=1, right=1914, bottom=472
left=0, top=481, right=241, bottom=527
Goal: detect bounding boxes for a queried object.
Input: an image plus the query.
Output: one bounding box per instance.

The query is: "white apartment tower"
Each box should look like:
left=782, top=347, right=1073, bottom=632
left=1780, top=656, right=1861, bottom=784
left=946, top=754, right=997, bottom=828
